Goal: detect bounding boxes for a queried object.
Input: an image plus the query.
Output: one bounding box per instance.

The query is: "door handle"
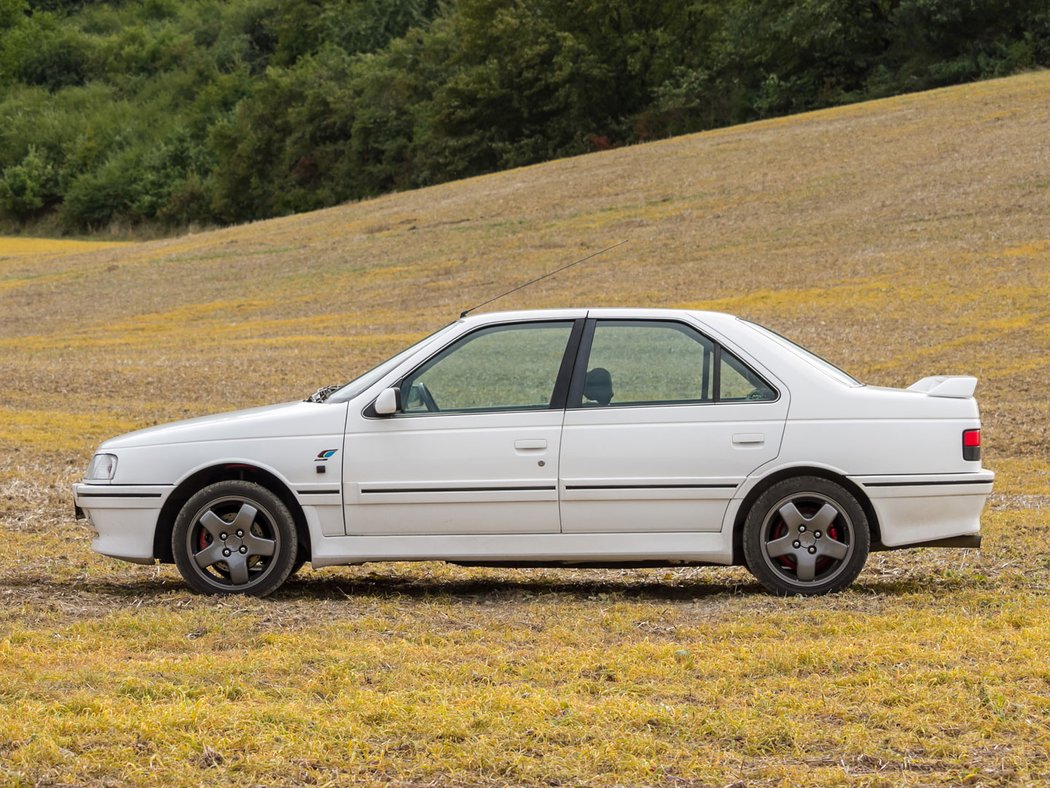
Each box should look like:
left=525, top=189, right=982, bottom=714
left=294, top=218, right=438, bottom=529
left=514, top=439, right=548, bottom=450
left=733, top=433, right=765, bottom=446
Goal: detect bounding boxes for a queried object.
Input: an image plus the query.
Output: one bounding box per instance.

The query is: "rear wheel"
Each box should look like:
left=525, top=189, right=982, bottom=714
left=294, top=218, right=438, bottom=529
left=743, top=476, right=869, bottom=596
left=173, top=480, right=297, bottom=596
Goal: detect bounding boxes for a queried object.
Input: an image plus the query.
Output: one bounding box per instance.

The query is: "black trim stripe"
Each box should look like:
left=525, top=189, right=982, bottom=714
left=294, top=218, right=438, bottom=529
left=298, top=489, right=340, bottom=495
left=362, top=485, right=556, bottom=494
left=565, top=483, right=738, bottom=490
left=78, top=492, right=162, bottom=499
left=864, top=480, right=991, bottom=488
left=88, top=483, right=171, bottom=487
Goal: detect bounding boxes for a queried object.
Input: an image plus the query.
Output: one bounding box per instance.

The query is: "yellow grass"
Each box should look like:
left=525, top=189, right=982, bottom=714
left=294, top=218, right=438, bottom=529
left=2, top=72, right=1049, bottom=785
left=0, top=237, right=129, bottom=258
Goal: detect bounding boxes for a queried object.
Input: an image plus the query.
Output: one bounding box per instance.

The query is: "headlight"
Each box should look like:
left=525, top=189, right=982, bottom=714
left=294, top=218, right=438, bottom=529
left=86, top=453, right=118, bottom=482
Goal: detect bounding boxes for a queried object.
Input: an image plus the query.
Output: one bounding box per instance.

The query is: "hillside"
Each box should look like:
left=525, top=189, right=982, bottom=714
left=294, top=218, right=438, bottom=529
left=3, top=71, right=1048, bottom=475
left=1, top=73, right=1048, bottom=785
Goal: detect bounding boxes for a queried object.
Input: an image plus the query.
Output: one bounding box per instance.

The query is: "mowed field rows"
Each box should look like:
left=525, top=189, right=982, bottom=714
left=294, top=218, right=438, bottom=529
left=1, top=73, right=1049, bottom=785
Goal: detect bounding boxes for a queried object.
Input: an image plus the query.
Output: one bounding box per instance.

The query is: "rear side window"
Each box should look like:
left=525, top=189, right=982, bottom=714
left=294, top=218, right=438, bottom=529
left=574, top=320, right=776, bottom=407
left=720, top=348, right=778, bottom=402
left=583, top=321, right=714, bottom=405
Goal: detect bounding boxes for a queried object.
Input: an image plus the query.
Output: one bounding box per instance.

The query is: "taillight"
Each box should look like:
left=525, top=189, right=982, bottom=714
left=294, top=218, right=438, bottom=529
left=963, top=429, right=981, bottom=461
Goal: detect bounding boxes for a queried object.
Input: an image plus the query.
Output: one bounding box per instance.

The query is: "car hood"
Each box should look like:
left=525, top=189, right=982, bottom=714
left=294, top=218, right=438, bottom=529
left=100, top=401, right=348, bottom=449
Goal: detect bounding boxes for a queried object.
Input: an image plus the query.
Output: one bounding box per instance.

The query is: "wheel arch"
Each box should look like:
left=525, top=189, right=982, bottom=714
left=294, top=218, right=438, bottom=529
left=731, top=465, right=880, bottom=564
left=153, top=463, right=311, bottom=564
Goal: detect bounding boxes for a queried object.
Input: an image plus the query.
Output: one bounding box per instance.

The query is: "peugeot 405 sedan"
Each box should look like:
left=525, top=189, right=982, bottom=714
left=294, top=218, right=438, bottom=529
left=74, top=308, right=993, bottom=596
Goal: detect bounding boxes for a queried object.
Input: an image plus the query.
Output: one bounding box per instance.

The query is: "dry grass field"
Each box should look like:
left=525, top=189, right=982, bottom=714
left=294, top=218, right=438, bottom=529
left=2, top=72, right=1049, bottom=785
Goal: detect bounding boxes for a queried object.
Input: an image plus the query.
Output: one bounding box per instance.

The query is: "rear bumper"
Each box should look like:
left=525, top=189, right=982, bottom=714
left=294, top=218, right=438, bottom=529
left=873, top=534, right=981, bottom=551
left=73, top=483, right=172, bottom=565
left=850, top=471, right=993, bottom=548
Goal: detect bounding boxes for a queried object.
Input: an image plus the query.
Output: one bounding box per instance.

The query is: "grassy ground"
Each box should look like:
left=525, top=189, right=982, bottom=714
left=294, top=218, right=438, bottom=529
left=2, top=72, right=1049, bottom=785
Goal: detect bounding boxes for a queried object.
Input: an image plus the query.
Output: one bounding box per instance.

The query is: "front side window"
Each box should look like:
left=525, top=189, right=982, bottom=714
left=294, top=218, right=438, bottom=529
left=400, top=321, right=573, bottom=413
left=575, top=320, right=776, bottom=407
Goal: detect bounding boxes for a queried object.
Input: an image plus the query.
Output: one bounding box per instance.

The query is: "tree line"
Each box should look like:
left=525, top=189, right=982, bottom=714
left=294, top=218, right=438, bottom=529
left=1, top=0, right=1047, bottom=233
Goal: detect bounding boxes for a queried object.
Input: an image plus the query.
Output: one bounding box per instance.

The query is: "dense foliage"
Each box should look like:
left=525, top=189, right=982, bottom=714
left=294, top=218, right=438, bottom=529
left=1, top=0, right=1048, bottom=232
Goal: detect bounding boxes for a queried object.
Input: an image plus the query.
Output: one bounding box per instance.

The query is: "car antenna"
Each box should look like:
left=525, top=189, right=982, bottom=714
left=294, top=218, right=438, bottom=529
left=459, top=239, right=628, bottom=318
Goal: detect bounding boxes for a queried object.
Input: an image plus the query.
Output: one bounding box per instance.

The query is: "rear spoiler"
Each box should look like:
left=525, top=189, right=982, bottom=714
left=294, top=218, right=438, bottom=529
left=907, top=375, right=978, bottom=398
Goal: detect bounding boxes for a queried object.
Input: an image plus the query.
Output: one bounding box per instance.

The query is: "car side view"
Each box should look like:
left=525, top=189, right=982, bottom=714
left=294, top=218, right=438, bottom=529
left=74, top=308, right=993, bottom=596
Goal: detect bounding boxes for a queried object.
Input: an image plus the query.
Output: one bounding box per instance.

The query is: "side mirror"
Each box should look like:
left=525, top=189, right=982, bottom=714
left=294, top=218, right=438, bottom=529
left=374, top=387, right=401, bottom=416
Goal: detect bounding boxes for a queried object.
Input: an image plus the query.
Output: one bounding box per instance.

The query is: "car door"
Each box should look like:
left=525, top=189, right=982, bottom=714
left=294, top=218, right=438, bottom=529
left=342, top=319, right=582, bottom=535
left=559, top=318, right=788, bottom=533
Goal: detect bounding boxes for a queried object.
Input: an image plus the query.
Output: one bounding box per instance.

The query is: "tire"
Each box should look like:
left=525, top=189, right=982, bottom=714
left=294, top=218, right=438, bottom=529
left=289, top=544, right=309, bottom=578
left=742, top=476, right=870, bottom=596
left=172, top=480, right=298, bottom=597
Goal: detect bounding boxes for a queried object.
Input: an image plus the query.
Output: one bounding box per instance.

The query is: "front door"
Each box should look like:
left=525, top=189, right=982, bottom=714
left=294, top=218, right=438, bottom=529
left=559, top=319, right=788, bottom=533
left=343, top=319, right=580, bottom=535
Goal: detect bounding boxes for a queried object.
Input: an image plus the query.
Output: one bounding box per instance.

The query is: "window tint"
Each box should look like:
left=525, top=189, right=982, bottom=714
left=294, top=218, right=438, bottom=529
left=719, top=348, right=777, bottom=401
left=577, top=320, right=776, bottom=407
left=582, top=321, right=716, bottom=406
left=401, top=322, right=572, bottom=413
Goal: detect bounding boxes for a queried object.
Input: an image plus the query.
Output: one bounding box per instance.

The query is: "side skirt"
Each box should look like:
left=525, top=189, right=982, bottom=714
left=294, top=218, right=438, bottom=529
left=448, top=560, right=724, bottom=569
left=309, top=531, right=733, bottom=569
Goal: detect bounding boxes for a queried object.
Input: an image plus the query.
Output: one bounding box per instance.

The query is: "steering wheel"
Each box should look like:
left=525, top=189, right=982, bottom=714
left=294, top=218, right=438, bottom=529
left=409, top=381, right=439, bottom=412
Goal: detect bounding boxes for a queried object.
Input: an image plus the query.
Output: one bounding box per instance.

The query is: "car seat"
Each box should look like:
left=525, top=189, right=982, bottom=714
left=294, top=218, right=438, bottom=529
left=583, top=367, right=613, bottom=406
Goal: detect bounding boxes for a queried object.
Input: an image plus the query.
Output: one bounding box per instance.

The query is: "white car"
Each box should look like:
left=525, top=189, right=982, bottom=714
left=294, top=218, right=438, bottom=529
left=74, top=308, right=993, bottom=596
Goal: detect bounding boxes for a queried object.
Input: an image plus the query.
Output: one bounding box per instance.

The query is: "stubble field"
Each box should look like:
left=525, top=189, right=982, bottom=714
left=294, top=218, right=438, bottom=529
left=1, top=73, right=1049, bottom=785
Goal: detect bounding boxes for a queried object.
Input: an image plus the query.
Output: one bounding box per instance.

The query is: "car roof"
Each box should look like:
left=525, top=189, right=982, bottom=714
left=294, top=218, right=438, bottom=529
left=459, top=307, right=737, bottom=326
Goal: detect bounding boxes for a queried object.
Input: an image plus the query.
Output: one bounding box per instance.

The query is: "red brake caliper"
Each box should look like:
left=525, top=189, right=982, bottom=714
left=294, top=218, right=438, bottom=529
left=815, top=524, right=841, bottom=572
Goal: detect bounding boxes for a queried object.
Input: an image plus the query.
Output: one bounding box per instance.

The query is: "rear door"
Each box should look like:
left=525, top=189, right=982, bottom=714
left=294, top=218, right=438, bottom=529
left=559, top=318, right=788, bottom=533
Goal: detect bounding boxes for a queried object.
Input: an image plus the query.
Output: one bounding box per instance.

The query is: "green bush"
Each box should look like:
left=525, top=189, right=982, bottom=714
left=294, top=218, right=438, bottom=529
left=1, top=14, right=92, bottom=89
left=0, top=0, right=1047, bottom=232
left=0, top=146, right=59, bottom=219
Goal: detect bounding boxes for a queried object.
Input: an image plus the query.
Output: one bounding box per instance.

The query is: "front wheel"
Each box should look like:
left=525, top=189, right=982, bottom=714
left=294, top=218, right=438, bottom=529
left=173, top=480, right=298, bottom=596
left=742, top=476, right=870, bottom=596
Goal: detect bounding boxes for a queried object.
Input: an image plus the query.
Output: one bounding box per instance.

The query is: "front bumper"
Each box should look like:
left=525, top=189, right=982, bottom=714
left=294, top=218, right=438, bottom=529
left=73, top=483, right=173, bottom=565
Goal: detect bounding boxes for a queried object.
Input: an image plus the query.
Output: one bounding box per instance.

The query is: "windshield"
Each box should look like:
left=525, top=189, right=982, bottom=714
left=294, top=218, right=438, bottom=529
left=325, top=322, right=460, bottom=403
left=743, top=320, right=862, bottom=386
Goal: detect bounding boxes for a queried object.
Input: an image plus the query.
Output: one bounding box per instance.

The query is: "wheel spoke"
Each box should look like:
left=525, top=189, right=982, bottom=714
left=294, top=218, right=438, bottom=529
left=819, top=538, right=849, bottom=561
left=226, top=552, right=250, bottom=585
left=795, top=550, right=818, bottom=582
left=777, top=502, right=805, bottom=531
left=199, top=511, right=228, bottom=540
left=766, top=535, right=796, bottom=558
left=193, top=542, right=226, bottom=570
left=230, top=503, right=258, bottom=533
left=244, top=534, right=276, bottom=558
left=809, top=503, right=839, bottom=532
